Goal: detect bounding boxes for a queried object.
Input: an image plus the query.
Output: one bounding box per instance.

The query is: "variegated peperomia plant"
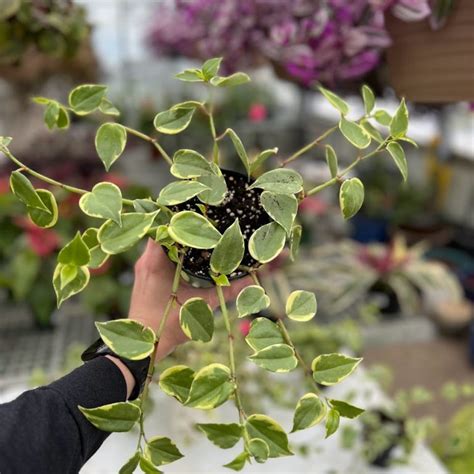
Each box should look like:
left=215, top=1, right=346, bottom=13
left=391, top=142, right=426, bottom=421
left=0, top=58, right=414, bottom=472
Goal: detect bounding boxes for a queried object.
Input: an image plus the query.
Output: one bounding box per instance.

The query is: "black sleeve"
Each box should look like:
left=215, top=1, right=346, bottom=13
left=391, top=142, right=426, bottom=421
left=0, top=356, right=127, bottom=474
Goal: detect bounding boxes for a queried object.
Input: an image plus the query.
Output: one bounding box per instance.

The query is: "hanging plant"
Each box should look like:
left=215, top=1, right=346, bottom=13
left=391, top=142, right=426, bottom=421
left=0, top=58, right=415, bottom=472
left=0, top=0, right=89, bottom=65
left=147, top=0, right=433, bottom=87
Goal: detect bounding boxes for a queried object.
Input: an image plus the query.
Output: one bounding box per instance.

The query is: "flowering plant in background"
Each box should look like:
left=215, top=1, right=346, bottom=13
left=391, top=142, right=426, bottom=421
left=148, top=0, right=432, bottom=86
left=0, top=58, right=414, bottom=471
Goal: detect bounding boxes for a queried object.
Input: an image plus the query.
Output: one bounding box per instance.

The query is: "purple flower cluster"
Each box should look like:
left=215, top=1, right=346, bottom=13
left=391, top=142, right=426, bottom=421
left=148, top=0, right=431, bottom=86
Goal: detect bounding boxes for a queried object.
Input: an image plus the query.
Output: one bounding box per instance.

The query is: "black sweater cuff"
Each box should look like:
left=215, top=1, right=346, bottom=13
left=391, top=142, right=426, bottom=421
left=49, top=356, right=127, bottom=461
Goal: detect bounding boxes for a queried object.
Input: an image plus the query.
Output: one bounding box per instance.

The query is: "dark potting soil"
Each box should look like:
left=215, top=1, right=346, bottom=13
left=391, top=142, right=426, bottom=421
left=172, top=169, right=270, bottom=281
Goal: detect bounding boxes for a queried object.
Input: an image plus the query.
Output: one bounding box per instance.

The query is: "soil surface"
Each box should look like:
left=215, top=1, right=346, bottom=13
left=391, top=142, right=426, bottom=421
left=172, top=169, right=270, bottom=281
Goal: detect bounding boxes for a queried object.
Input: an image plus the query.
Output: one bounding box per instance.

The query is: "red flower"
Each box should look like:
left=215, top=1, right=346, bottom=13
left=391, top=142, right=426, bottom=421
left=15, top=217, right=60, bottom=257
left=299, top=196, right=328, bottom=216
left=0, top=177, right=10, bottom=195
left=239, top=320, right=251, bottom=337
left=90, top=259, right=112, bottom=276
left=102, top=173, right=128, bottom=189
left=248, top=103, right=267, bottom=123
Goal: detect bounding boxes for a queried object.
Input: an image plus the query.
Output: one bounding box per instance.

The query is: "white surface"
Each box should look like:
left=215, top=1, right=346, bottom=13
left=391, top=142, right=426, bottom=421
left=0, top=369, right=448, bottom=474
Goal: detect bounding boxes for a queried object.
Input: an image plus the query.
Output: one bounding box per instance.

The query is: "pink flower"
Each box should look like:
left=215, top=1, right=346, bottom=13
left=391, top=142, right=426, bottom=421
left=299, top=196, right=328, bottom=215
left=15, top=217, right=60, bottom=257
left=248, top=103, right=268, bottom=122
left=391, top=0, right=431, bottom=22
left=239, top=320, right=251, bottom=337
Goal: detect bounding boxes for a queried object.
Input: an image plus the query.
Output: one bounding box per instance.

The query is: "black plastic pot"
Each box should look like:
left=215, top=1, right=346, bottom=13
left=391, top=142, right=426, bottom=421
left=364, top=410, right=405, bottom=468
left=171, top=168, right=270, bottom=287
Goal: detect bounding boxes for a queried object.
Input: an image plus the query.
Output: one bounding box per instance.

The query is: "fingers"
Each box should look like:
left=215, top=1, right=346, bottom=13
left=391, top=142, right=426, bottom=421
left=135, top=239, right=173, bottom=276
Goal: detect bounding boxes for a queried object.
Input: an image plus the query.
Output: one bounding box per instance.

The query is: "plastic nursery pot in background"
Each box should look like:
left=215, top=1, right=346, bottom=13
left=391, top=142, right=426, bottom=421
left=171, top=168, right=270, bottom=288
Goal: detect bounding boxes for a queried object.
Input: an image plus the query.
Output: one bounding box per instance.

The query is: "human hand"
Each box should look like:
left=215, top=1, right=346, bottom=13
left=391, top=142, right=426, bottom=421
left=129, top=239, right=251, bottom=361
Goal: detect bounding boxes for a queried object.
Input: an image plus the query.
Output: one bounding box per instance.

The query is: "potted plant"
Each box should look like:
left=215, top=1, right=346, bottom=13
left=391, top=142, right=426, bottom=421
left=280, top=236, right=465, bottom=317
left=341, top=372, right=474, bottom=469
left=0, top=58, right=412, bottom=471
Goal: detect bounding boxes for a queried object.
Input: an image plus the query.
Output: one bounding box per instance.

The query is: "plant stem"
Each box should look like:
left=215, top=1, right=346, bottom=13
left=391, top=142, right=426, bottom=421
left=250, top=271, right=320, bottom=394
left=205, top=89, right=220, bottom=165
left=123, top=126, right=173, bottom=166
left=215, top=284, right=250, bottom=444
left=305, top=140, right=387, bottom=196
left=137, top=253, right=184, bottom=447
left=1, top=146, right=136, bottom=206
left=281, top=126, right=337, bottom=167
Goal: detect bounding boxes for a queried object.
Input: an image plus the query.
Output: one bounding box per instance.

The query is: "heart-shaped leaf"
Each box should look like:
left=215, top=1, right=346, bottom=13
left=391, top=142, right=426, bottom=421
left=390, top=98, right=409, bottom=138
left=95, top=123, right=127, bottom=171
left=98, top=212, right=158, bottom=254
left=325, top=145, right=338, bottom=178
left=82, top=228, right=109, bottom=269
left=386, top=141, right=408, bottom=182
left=157, top=180, right=210, bottom=206
left=197, top=423, right=242, bottom=449
left=339, top=178, right=365, bottom=220
left=210, top=72, right=250, bottom=87
left=245, top=414, right=293, bottom=458
left=185, top=363, right=234, bottom=410
left=318, top=86, right=349, bottom=115
left=197, top=172, right=228, bottom=205
left=170, top=149, right=215, bottom=179
left=145, top=436, right=184, bottom=466
left=79, top=182, right=123, bottom=225
left=139, top=454, right=162, bottom=473
left=339, top=116, right=371, bottom=149
left=118, top=452, right=140, bottom=474
left=360, top=120, right=384, bottom=143
left=249, top=438, right=270, bottom=463
left=260, top=191, right=297, bottom=236
left=168, top=211, right=222, bottom=249
left=27, top=189, right=58, bottom=228
left=286, top=290, right=317, bottom=322
left=329, top=399, right=364, bottom=419
left=58, top=232, right=90, bottom=266
left=249, top=343, right=298, bottom=373
left=250, top=147, right=278, bottom=175
left=374, top=109, right=392, bottom=126
left=325, top=408, right=340, bottom=438
left=159, top=365, right=195, bottom=404
left=78, top=401, right=140, bottom=432
left=312, top=353, right=362, bottom=386
left=154, top=107, right=195, bottom=134
left=292, top=393, right=326, bottom=432
left=53, top=264, right=90, bottom=307
left=179, top=297, right=214, bottom=342
left=223, top=452, right=249, bottom=471
left=224, top=128, right=250, bottom=176
left=361, top=85, right=375, bottom=115
left=201, top=57, right=223, bottom=80
left=176, top=69, right=204, bottom=82
left=10, top=171, right=50, bottom=212
left=210, top=219, right=244, bottom=275
left=96, top=319, right=156, bottom=360
left=249, top=169, right=303, bottom=195
left=245, top=318, right=284, bottom=351
left=99, top=97, right=120, bottom=116
left=69, top=84, right=107, bottom=115
left=236, top=285, right=270, bottom=318
left=249, top=222, right=286, bottom=263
